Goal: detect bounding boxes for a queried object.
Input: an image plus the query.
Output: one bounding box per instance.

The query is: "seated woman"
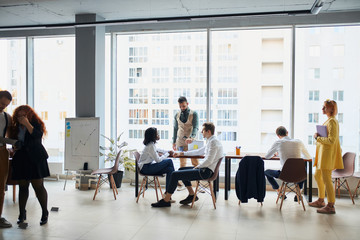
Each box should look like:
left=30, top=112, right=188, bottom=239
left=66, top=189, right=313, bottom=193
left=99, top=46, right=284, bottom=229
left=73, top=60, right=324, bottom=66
left=139, top=127, right=175, bottom=194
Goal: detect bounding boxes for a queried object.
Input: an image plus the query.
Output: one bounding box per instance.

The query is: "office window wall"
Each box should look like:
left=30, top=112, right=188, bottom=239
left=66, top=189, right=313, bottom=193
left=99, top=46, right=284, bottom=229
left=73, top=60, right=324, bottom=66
left=0, top=39, right=26, bottom=112
left=294, top=26, right=360, bottom=170
left=34, top=36, right=75, bottom=163
left=117, top=32, right=207, bottom=150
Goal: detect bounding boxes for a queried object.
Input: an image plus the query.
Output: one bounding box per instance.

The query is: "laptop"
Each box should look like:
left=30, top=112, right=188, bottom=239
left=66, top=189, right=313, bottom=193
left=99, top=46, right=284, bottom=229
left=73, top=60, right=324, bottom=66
left=188, top=140, right=204, bottom=151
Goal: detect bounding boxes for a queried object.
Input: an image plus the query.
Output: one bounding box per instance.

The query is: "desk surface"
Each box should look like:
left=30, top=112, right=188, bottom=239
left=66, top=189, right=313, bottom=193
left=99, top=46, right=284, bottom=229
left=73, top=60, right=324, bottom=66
left=225, top=152, right=312, bottom=162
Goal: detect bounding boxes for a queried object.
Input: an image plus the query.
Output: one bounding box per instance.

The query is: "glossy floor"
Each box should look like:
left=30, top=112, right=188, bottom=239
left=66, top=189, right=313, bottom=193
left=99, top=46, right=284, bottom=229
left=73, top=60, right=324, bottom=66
left=1, top=180, right=359, bottom=240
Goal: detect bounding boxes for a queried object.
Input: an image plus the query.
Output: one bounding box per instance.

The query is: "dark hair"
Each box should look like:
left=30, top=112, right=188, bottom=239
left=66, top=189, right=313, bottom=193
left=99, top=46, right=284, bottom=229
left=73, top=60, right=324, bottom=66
left=0, top=90, right=12, bottom=101
left=276, top=126, right=288, bottom=137
left=143, top=127, right=158, bottom=145
left=202, top=122, right=215, bottom=135
left=178, top=96, right=187, bottom=104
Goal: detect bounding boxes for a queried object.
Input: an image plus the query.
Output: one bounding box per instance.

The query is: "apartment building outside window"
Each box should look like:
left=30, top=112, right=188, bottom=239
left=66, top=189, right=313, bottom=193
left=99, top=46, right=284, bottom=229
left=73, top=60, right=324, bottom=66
left=309, top=90, right=320, bottom=101
left=309, top=45, right=320, bottom=57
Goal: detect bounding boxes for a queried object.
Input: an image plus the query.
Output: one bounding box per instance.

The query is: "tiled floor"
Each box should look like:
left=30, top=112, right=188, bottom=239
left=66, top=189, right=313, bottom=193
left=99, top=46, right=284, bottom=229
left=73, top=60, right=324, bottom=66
left=1, top=180, right=359, bottom=240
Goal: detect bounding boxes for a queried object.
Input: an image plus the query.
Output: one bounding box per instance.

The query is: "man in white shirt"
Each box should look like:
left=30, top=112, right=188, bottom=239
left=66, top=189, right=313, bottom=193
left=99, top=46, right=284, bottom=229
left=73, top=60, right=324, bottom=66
left=0, top=90, right=12, bottom=228
left=151, top=122, right=223, bottom=208
left=265, top=126, right=312, bottom=201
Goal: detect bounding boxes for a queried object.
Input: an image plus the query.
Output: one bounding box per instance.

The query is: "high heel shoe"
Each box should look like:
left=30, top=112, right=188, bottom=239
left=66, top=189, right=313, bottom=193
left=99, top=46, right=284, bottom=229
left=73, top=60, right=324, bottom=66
left=40, top=211, right=49, bottom=226
left=17, top=211, right=26, bottom=224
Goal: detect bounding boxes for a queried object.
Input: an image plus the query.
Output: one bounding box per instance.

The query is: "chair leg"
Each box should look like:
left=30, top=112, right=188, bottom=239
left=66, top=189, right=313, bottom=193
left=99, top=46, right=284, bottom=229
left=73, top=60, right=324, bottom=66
left=296, top=184, right=306, bottom=211
left=93, top=175, right=102, bottom=200
left=154, top=177, right=159, bottom=201
left=209, top=181, right=216, bottom=209
left=110, top=175, right=117, bottom=200
left=13, top=185, right=16, bottom=203
left=156, top=177, right=163, bottom=198
left=136, top=178, right=146, bottom=203
left=353, top=180, right=360, bottom=199
left=337, top=179, right=341, bottom=198
left=276, top=182, right=285, bottom=204
left=143, top=177, right=147, bottom=198
left=294, top=184, right=301, bottom=205
left=191, top=181, right=200, bottom=208
left=279, top=183, right=287, bottom=210
left=238, top=200, right=241, bottom=205
left=344, top=179, right=355, bottom=204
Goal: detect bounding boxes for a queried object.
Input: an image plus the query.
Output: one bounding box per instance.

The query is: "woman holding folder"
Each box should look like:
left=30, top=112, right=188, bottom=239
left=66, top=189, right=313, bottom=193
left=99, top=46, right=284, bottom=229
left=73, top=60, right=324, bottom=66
left=309, top=100, right=343, bottom=214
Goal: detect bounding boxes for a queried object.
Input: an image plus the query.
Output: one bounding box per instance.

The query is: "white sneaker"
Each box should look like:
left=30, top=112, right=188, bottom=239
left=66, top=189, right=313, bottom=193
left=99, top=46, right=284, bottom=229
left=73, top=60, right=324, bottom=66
left=177, top=184, right=186, bottom=191
left=0, top=217, right=12, bottom=228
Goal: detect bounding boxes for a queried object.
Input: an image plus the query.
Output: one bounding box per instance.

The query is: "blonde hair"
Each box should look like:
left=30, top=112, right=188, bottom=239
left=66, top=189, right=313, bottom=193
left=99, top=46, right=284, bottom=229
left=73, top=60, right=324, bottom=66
left=324, top=99, right=338, bottom=116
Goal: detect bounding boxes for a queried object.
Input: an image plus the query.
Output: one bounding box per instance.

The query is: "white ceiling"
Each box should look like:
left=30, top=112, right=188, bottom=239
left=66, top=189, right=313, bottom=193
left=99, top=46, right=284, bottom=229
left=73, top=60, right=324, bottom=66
left=0, top=0, right=360, bottom=27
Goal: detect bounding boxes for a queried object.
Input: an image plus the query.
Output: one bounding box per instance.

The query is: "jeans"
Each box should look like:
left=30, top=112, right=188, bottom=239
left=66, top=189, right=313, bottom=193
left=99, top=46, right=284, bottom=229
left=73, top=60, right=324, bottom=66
left=140, top=159, right=175, bottom=192
left=167, top=167, right=213, bottom=194
left=264, top=169, right=304, bottom=190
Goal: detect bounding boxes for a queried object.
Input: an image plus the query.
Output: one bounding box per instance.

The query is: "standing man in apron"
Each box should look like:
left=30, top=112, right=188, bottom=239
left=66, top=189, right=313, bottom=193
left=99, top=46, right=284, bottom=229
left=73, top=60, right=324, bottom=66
left=0, top=90, right=12, bottom=228
left=172, top=96, right=199, bottom=191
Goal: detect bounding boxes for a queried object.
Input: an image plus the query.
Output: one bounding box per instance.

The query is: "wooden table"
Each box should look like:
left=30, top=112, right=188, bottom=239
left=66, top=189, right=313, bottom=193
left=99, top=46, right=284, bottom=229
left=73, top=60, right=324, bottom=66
left=224, top=152, right=313, bottom=202
left=135, top=155, right=221, bottom=199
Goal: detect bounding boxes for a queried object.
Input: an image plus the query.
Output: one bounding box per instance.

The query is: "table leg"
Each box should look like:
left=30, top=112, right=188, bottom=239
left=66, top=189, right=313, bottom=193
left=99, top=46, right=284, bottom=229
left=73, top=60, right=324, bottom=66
left=304, top=162, right=308, bottom=195
left=308, top=161, right=312, bottom=203
left=213, top=173, right=219, bottom=199
left=135, top=161, right=139, bottom=198
left=225, top=157, right=230, bottom=200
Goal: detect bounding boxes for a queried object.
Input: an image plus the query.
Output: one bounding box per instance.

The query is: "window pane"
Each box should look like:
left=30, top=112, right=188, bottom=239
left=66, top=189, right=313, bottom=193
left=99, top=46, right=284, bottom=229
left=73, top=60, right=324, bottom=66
left=295, top=26, right=360, bottom=170
left=34, top=36, right=75, bottom=164
left=0, top=39, right=26, bottom=112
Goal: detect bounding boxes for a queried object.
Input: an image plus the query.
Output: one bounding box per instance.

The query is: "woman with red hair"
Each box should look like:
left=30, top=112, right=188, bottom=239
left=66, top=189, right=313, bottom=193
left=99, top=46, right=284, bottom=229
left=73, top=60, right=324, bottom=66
left=9, top=105, right=50, bottom=225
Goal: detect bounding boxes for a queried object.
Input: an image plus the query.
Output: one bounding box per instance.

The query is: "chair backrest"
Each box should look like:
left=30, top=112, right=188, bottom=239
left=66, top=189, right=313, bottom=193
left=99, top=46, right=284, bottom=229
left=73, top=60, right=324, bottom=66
left=207, top=157, right=224, bottom=181
left=333, top=152, right=356, bottom=177
left=278, top=158, right=306, bottom=183
left=110, top=150, right=122, bottom=174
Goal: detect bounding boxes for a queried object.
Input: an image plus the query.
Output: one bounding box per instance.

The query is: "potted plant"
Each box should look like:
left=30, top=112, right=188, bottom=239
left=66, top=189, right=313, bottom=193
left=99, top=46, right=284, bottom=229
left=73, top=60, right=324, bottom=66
left=99, top=133, right=136, bottom=188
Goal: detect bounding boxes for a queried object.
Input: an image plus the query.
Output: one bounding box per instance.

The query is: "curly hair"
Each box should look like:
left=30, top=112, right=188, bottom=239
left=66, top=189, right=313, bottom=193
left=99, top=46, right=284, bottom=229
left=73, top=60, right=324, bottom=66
left=143, top=127, right=158, bottom=145
left=9, top=105, right=47, bottom=139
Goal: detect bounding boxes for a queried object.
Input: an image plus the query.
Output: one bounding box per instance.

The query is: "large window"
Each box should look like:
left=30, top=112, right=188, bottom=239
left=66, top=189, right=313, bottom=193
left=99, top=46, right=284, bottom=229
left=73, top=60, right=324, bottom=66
left=117, top=32, right=207, bottom=151
left=0, top=39, right=26, bottom=112
left=295, top=26, right=360, bottom=170
left=34, top=36, right=75, bottom=163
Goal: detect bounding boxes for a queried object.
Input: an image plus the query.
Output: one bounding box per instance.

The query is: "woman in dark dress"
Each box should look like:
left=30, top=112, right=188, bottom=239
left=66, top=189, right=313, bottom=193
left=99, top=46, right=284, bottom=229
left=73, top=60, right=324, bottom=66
left=9, top=105, right=50, bottom=226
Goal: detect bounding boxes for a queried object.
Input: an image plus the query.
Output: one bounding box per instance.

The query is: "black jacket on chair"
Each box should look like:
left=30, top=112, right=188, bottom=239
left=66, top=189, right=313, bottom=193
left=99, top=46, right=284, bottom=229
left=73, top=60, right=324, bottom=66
left=235, top=156, right=266, bottom=203
left=12, top=121, right=50, bottom=180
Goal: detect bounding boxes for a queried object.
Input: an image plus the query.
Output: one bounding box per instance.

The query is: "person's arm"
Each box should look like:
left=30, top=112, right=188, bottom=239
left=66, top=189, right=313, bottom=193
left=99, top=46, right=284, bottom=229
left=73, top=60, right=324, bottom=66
left=197, top=141, right=218, bottom=169
left=172, top=113, right=178, bottom=144
left=149, top=144, right=169, bottom=163
left=183, top=145, right=205, bottom=156
left=316, top=119, right=337, bottom=145
left=300, top=142, right=312, bottom=159
left=265, top=141, right=279, bottom=159
left=5, top=114, right=12, bottom=137
left=190, top=111, right=199, bottom=139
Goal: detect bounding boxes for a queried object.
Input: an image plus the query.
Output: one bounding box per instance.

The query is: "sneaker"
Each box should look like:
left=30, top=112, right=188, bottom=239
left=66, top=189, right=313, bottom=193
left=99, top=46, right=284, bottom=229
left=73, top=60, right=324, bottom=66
left=0, top=217, right=12, bottom=228
left=277, top=193, right=287, bottom=200
left=177, top=184, right=186, bottom=191
left=179, top=195, right=199, bottom=205
left=294, top=196, right=298, bottom=202
left=317, top=205, right=336, bottom=214
left=309, top=200, right=325, bottom=208
left=151, top=199, right=171, bottom=208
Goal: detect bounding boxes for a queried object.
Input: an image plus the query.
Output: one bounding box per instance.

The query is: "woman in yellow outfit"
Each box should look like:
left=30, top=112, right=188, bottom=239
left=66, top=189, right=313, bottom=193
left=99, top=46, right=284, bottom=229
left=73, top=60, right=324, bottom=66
left=309, top=100, right=343, bottom=214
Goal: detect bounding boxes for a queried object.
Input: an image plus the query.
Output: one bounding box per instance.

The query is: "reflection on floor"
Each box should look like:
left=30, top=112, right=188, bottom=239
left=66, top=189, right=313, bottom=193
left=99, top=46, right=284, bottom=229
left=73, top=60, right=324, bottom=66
left=1, top=180, right=359, bottom=240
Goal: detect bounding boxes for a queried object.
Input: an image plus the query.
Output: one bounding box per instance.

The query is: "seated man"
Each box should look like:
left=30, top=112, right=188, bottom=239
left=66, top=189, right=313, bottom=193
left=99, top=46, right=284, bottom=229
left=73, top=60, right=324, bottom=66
left=151, top=122, right=223, bottom=208
left=264, top=126, right=312, bottom=201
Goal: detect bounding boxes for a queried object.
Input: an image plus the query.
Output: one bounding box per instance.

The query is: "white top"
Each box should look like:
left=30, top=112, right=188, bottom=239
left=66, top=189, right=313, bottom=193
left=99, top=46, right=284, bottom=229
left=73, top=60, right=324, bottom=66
left=183, top=135, right=224, bottom=172
left=138, top=142, right=170, bottom=170
left=265, top=136, right=312, bottom=170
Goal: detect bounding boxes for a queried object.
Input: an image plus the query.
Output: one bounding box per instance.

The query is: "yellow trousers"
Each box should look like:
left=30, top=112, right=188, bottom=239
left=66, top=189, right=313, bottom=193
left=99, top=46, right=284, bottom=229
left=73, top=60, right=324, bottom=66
left=314, top=168, right=335, bottom=203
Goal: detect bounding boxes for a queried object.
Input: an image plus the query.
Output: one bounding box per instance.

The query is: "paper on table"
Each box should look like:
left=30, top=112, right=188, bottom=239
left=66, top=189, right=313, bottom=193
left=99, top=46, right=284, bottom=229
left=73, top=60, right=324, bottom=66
left=0, top=136, right=18, bottom=145
left=316, top=125, right=328, bottom=137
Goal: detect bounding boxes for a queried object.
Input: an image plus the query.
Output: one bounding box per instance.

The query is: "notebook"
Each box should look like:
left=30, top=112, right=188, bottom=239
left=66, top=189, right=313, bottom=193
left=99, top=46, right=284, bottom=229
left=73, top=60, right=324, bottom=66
left=316, top=125, right=328, bottom=137
left=188, top=140, right=204, bottom=151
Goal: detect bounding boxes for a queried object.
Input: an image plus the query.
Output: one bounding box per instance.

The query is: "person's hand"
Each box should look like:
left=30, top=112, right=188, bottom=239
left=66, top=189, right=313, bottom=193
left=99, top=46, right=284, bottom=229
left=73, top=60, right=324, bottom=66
left=185, top=138, right=193, bottom=144
left=314, top=133, right=319, bottom=139
left=158, top=152, right=163, bottom=156
left=168, top=150, right=174, bottom=157
left=172, top=143, right=176, bottom=151
left=274, top=152, right=279, bottom=157
left=173, top=152, right=184, bottom=157
left=18, top=116, right=30, bottom=126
